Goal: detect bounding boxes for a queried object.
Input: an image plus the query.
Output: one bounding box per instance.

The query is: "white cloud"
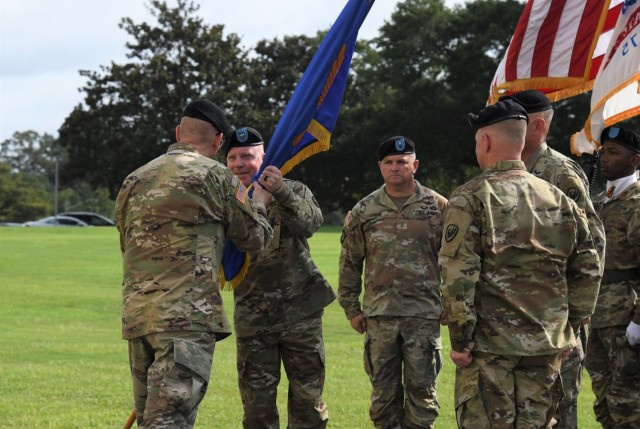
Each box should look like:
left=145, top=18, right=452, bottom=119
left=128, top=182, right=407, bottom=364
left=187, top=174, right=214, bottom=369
left=0, top=0, right=463, bottom=141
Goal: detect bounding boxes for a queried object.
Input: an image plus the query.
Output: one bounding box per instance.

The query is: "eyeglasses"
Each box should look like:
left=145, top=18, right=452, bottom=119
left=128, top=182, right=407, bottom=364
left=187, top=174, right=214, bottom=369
left=216, top=132, right=225, bottom=147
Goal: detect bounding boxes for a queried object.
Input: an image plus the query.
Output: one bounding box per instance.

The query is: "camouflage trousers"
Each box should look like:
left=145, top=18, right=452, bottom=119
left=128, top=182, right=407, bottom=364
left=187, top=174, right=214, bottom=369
left=455, top=351, right=563, bottom=429
left=363, top=316, right=441, bottom=429
left=585, top=325, right=640, bottom=428
left=236, top=311, right=328, bottom=429
left=551, top=326, right=587, bottom=429
left=128, top=330, right=215, bottom=429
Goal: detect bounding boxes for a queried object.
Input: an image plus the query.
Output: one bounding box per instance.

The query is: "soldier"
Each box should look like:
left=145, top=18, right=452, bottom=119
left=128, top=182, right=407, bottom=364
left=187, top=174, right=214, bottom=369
left=585, top=125, right=640, bottom=428
left=439, top=100, right=601, bottom=428
left=115, top=100, right=273, bottom=429
left=225, top=127, right=335, bottom=429
left=499, top=90, right=606, bottom=428
left=338, top=136, right=447, bottom=429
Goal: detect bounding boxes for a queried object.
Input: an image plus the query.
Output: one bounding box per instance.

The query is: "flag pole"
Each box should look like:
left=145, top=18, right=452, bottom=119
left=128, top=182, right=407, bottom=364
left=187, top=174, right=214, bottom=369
left=123, top=410, right=135, bottom=429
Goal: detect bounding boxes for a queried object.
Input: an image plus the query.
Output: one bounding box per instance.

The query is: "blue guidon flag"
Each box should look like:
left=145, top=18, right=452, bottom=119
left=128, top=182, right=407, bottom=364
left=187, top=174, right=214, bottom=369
left=221, top=0, right=375, bottom=289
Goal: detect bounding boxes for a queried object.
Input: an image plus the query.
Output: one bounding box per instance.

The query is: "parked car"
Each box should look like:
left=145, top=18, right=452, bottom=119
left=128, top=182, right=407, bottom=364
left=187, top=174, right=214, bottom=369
left=59, top=211, right=116, bottom=226
left=23, top=215, right=90, bottom=227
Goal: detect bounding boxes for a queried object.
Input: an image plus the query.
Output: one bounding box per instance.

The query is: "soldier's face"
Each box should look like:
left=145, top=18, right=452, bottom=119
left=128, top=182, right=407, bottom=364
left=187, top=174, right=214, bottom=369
left=378, top=154, right=418, bottom=187
left=226, top=145, right=265, bottom=186
left=600, top=141, right=639, bottom=180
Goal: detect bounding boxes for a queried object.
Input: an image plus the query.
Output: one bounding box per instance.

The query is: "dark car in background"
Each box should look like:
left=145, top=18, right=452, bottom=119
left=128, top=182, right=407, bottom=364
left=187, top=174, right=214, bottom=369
left=59, top=211, right=115, bottom=226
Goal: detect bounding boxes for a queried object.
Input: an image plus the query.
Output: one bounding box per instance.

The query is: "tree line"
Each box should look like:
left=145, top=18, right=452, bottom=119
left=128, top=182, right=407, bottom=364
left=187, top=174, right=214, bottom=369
left=4, top=0, right=629, bottom=224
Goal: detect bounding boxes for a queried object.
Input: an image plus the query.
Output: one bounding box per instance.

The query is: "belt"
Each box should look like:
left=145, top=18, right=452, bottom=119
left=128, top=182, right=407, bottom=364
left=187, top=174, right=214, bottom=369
left=601, top=268, right=640, bottom=284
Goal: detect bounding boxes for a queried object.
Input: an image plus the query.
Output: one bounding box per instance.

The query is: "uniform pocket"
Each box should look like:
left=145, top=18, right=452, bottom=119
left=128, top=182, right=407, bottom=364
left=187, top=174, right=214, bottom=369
left=454, top=365, right=490, bottom=429
left=169, top=337, right=213, bottom=414
left=363, top=333, right=374, bottom=379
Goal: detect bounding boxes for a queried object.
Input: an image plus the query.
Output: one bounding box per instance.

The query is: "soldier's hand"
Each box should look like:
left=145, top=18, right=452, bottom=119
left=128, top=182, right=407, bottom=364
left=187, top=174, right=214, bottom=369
left=252, top=182, right=272, bottom=205
left=349, top=314, right=367, bottom=334
left=257, top=165, right=283, bottom=193
left=626, top=321, right=640, bottom=346
left=450, top=350, right=473, bottom=368
left=439, top=310, right=448, bottom=325
left=562, top=347, right=574, bottom=360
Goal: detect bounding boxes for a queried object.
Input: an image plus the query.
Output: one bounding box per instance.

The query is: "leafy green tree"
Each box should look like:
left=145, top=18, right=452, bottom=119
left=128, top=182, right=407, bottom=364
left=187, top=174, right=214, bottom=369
left=0, top=163, right=52, bottom=222
left=58, top=0, right=248, bottom=197
left=58, top=183, right=115, bottom=218
left=232, top=34, right=321, bottom=140
left=294, top=0, right=525, bottom=213
left=0, top=131, right=62, bottom=183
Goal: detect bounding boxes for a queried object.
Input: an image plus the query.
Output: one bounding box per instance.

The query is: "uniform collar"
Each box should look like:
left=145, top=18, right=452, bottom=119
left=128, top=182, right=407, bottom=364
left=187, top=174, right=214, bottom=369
left=524, top=141, right=548, bottom=171
left=604, top=172, right=639, bottom=202
left=167, top=142, right=197, bottom=153
left=485, top=160, right=527, bottom=172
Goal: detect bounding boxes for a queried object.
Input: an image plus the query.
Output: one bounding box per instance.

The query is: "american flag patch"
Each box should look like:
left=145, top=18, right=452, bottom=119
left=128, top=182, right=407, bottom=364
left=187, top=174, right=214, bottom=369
left=235, top=182, right=248, bottom=204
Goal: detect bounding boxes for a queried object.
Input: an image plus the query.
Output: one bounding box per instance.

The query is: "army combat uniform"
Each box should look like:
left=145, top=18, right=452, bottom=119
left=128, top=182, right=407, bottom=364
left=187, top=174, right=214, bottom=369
left=526, top=142, right=606, bottom=429
left=439, top=160, right=601, bottom=429
left=116, top=142, right=273, bottom=429
left=234, top=178, right=335, bottom=429
left=585, top=179, right=640, bottom=428
left=339, top=181, right=447, bottom=429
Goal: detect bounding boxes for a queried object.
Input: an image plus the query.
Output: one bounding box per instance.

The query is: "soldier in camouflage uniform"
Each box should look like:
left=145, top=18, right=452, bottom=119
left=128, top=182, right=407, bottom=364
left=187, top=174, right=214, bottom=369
left=585, top=125, right=640, bottom=428
left=439, top=100, right=601, bottom=429
left=115, top=100, right=273, bottom=429
left=338, top=136, right=447, bottom=429
left=500, top=90, right=606, bottom=429
left=225, top=127, right=336, bottom=429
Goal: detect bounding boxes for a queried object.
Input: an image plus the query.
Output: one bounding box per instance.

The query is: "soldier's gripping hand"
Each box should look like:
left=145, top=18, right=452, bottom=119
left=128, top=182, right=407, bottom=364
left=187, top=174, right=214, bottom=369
left=349, top=314, right=367, bottom=334
left=257, top=165, right=283, bottom=194
left=252, top=181, right=272, bottom=205
left=626, top=321, right=640, bottom=346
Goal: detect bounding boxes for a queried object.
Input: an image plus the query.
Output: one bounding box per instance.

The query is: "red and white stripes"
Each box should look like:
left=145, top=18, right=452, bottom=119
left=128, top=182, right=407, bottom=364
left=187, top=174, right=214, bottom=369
left=489, top=0, right=623, bottom=103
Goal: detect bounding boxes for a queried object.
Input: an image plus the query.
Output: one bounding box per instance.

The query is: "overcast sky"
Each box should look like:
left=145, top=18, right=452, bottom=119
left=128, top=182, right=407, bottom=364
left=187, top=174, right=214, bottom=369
left=0, top=0, right=463, bottom=142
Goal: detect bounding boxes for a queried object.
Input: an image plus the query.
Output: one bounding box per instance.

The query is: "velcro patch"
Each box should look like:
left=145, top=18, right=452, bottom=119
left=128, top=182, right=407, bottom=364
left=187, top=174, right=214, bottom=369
left=567, top=188, right=581, bottom=202
left=441, top=208, right=474, bottom=258
left=344, top=211, right=353, bottom=227
left=235, top=182, right=248, bottom=204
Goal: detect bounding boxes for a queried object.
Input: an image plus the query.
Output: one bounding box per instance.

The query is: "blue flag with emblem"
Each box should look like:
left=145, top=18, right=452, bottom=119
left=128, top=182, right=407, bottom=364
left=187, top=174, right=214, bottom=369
left=221, top=0, right=375, bottom=289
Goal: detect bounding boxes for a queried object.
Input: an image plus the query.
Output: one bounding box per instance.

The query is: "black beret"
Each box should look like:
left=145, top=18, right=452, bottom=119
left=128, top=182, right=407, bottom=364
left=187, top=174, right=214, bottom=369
left=600, top=125, right=640, bottom=153
left=378, top=136, right=415, bottom=161
left=498, top=90, right=552, bottom=113
left=182, top=99, right=231, bottom=135
left=224, top=127, right=264, bottom=156
left=468, top=100, right=529, bottom=132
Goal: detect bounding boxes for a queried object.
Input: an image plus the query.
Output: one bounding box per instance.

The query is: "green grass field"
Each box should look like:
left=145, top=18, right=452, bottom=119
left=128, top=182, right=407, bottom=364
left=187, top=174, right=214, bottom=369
left=0, top=227, right=600, bottom=428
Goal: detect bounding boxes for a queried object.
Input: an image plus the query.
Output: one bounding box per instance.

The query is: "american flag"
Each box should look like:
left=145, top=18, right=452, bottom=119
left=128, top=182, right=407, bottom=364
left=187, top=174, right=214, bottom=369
left=489, top=0, right=623, bottom=103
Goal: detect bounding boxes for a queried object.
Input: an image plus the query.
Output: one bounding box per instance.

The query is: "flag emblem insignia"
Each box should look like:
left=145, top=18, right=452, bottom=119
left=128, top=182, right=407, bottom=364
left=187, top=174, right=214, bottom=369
left=235, top=182, right=248, bottom=204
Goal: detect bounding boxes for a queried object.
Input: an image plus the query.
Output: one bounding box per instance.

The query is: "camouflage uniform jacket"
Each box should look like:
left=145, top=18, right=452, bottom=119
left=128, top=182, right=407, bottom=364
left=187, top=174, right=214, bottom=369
left=438, top=160, right=601, bottom=355
left=116, top=143, right=273, bottom=341
left=591, top=180, right=640, bottom=328
left=338, top=181, right=448, bottom=321
left=526, top=142, right=606, bottom=268
left=233, top=179, right=336, bottom=338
